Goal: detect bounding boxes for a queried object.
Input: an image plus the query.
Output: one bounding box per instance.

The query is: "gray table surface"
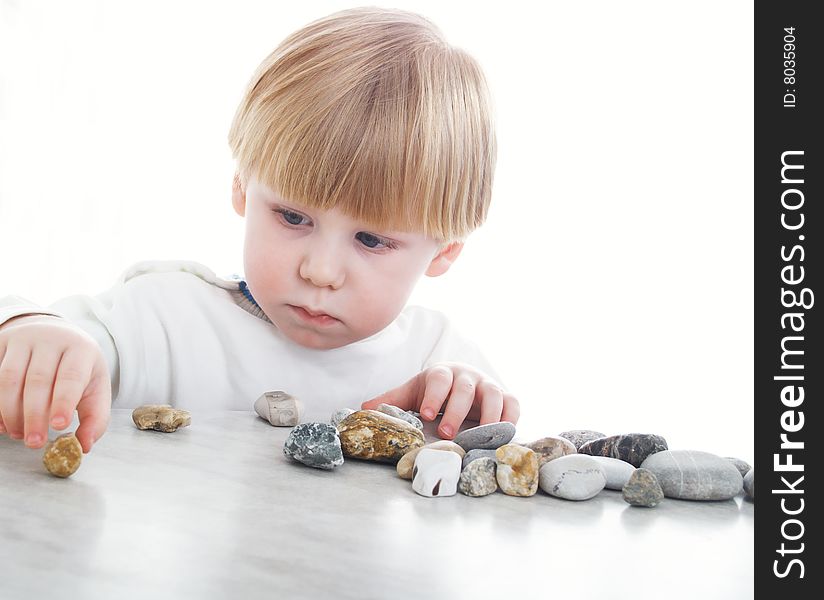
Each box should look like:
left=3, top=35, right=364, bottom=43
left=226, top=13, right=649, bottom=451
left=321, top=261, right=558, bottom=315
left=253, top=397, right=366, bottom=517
left=1, top=409, right=754, bottom=599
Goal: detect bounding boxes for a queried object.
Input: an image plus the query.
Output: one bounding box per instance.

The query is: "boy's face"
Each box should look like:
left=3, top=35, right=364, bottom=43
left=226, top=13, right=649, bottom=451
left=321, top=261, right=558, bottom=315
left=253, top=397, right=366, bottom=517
left=233, top=176, right=463, bottom=350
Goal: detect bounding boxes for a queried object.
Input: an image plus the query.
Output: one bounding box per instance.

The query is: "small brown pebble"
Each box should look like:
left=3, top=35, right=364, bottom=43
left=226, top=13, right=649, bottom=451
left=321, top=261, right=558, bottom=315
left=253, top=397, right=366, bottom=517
left=42, top=433, right=83, bottom=478
left=132, top=404, right=191, bottom=432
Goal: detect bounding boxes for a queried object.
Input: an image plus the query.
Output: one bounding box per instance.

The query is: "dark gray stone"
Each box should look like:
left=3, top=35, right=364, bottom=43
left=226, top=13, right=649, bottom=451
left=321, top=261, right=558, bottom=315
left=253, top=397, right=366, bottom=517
left=578, top=433, right=668, bottom=467
left=453, top=422, right=516, bottom=451
left=640, top=450, right=743, bottom=500
left=743, top=468, right=754, bottom=500
left=557, top=430, right=606, bottom=450
left=462, top=448, right=498, bottom=469
left=283, top=422, right=344, bottom=470
left=622, top=468, right=664, bottom=507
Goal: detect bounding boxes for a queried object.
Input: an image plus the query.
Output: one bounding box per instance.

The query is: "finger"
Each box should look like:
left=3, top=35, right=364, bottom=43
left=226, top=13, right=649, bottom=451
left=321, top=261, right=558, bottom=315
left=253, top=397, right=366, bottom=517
left=74, top=360, right=112, bottom=453
left=49, top=348, right=94, bottom=430
left=22, top=346, right=63, bottom=448
left=0, top=343, right=32, bottom=440
left=501, top=393, right=521, bottom=425
left=476, top=381, right=504, bottom=425
left=418, top=365, right=453, bottom=421
left=437, top=373, right=476, bottom=439
left=360, top=372, right=422, bottom=412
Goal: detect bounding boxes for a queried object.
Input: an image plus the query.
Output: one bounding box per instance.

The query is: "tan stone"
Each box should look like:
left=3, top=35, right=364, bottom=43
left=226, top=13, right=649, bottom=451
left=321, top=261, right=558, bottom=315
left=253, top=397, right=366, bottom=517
left=495, top=444, right=539, bottom=496
left=397, top=440, right=466, bottom=479
left=338, top=410, right=425, bottom=463
left=254, top=391, right=303, bottom=426
left=132, top=404, right=191, bottom=432
left=42, top=433, right=83, bottom=478
left=523, top=436, right=577, bottom=466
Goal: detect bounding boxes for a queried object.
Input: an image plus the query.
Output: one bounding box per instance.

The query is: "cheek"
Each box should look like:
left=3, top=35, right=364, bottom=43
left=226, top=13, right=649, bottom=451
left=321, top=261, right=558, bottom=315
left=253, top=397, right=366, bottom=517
left=243, top=221, right=293, bottom=294
left=349, top=258, right=423, bottom=328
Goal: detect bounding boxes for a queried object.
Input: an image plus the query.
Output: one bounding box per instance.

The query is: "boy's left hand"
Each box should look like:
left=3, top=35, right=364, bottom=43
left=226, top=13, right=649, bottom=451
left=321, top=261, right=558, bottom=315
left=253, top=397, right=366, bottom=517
left=360, top=362, right=520, bottom=440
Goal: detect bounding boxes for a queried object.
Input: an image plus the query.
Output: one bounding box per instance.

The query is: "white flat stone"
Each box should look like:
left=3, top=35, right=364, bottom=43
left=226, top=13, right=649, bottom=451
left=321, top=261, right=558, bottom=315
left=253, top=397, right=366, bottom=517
left=412, top=448, right=462, bottom=497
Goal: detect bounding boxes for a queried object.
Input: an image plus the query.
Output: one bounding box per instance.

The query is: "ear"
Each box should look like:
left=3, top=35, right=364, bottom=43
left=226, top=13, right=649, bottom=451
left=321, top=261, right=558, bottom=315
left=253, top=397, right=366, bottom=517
left=232, top=172, right=246, bottom=217
left=425, top=241, right=464, bottom=277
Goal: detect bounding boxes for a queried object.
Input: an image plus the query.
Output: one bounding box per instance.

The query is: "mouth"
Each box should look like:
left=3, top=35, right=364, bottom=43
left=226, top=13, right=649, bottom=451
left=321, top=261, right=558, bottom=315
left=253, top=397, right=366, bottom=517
left=289, top=305, right=339, bottom=326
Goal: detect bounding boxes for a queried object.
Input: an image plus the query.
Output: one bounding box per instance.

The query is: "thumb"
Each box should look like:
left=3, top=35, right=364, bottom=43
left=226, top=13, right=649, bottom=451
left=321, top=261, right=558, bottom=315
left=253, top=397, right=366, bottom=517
left=74, top=360, right=112, bottom=453
left=361, top=372, right=423, bottom=412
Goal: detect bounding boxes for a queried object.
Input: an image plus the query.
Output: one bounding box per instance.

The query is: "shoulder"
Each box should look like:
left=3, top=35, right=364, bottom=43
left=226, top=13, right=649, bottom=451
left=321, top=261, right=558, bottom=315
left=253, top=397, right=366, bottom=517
left=117, top=260, right=242, bottom=291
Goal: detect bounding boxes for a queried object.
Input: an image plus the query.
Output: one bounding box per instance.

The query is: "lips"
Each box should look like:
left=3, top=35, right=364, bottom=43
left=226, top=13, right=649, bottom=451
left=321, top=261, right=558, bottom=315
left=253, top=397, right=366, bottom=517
left=299, top=306, right=332, bottom=318
left=290, top=304, right=338, bottom=322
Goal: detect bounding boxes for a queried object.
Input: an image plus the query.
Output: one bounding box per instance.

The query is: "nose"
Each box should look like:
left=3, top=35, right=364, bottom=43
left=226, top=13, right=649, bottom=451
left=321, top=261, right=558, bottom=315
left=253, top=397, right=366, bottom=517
left=299, top=239, right=346, bottom=289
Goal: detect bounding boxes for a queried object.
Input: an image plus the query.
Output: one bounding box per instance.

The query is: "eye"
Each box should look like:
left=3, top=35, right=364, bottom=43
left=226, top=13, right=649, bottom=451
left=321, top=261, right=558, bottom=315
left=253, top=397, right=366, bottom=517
left=273, top=208, right=309, bottom=227
left=356, top=232, right=397, bottom=251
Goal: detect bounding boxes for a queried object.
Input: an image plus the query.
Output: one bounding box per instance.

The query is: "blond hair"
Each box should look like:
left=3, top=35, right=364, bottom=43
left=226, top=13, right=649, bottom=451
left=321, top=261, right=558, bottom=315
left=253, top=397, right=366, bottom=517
left=227, top=6, right=496, bottom=243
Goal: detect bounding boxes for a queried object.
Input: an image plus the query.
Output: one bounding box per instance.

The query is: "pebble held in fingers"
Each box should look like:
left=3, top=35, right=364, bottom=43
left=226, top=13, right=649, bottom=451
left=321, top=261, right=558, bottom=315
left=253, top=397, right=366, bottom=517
left=453, top=422, right=516, bottom=451
left=132, top=405, right=191, bottom=432
left=42, top=433, right=83, bottom=478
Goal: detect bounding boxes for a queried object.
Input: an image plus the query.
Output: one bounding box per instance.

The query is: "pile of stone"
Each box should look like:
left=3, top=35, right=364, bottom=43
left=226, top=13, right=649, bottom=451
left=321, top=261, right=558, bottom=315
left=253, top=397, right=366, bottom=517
left=277, top=400, right=755, bottom=507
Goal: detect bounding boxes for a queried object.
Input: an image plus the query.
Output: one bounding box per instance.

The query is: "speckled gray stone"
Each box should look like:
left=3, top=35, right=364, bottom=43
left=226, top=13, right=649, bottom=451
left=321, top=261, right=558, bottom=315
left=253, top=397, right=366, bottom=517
left=283, top=423, right=344, bottom=470
left=640, top=450, right=743, bottom=500
left=376, top=404, right=423, bottom=429
left=622, top=468, right=664, bottom=507
left=330, top=408, right=355, bottom=428
left=538, top=454, right=606, bottom=500
left=578, top=433, right=668, bottom=467
left=558, top=430, right=606, bottom=450
left=453, top=422, right=516, bottom=451
left=743, top=468, right=754, bottom=500
left=724, top=457, right=752, bottom=478
left=589, top=456, right=636, bottom=490
left=462, top=448, right=498, bottom=469
left=458, top=457, right=498, bottom=497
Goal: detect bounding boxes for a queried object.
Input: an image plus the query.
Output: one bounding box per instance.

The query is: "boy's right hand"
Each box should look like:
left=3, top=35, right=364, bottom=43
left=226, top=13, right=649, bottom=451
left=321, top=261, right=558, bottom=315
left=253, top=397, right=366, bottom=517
left=0, top=314, right=111, bottom=453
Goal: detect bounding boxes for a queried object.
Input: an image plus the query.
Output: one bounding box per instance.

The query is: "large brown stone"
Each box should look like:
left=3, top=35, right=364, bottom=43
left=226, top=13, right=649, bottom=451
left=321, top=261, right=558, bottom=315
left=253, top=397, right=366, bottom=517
left=132, top=404, right=191, bottom=432
left=338, top=410, right=425, bottom=463
left=42, top=432, right=83, bottom=478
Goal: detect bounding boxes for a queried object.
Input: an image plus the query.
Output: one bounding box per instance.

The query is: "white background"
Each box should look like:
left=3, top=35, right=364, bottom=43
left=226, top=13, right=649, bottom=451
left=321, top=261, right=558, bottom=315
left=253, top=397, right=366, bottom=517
left=0, top=1, right=753, bottom=460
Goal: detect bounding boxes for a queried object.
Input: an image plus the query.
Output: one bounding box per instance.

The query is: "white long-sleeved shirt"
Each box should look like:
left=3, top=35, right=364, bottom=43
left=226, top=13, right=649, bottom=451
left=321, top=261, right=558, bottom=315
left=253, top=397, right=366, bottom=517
left=0, top=260, right=502, bottom=422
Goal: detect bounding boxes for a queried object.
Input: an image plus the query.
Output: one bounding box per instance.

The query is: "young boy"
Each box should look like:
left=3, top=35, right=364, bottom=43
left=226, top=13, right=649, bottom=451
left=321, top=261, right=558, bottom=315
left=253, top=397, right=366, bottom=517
left=0, top=7, right=519, bottom=454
